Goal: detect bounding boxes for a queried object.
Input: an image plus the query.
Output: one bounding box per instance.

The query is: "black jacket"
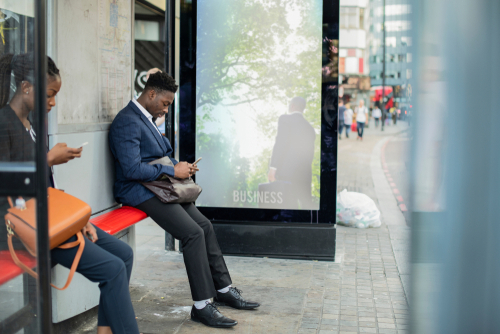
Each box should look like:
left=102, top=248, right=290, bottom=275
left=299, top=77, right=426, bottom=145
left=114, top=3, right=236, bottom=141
left=0, top=105, right=35, bottom=250
left=0, top=104, right=35, bottom=163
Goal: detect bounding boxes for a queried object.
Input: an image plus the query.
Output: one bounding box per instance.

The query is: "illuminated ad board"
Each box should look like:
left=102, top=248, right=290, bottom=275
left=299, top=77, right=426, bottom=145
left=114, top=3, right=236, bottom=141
left=180, top=0, right=338, bottom=223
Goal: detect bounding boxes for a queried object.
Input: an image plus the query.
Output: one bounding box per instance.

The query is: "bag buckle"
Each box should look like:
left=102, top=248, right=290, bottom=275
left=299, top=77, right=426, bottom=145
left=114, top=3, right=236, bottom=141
left=6, top=220, right=14, bottom=235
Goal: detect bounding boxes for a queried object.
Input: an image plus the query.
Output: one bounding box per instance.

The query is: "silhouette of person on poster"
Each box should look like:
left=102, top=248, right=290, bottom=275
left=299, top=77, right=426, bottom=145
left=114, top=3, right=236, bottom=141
left=266, top=97, right=316, bottom=209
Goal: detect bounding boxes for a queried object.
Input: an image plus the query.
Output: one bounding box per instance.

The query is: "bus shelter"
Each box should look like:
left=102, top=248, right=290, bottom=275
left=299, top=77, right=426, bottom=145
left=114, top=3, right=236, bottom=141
left=0, top=0, right=338, bottom=332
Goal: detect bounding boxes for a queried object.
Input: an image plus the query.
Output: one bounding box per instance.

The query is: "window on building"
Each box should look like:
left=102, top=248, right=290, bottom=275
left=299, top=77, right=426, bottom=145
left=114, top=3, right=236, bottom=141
left=407, top=53, right=412, bottom=63
left=340, top=10, right=347, bottom=28
left=375, top=5, right=411, bottom=17
left=386, top=4, right=411, bottom=16
left=370, top=70, right=381, bottom=80
left=345, top=57, right=359, bottom=73
left=398, top=54, right=406, bottom=62
left=359, top=8, right=365, bottom=29
left=386, top=37, right=397, bottom=47
left=135, top=20, right=160, bottom=41
left=385, top=21, right=411, bottom=32
left=340, top=7, right=358, bottom=29
left=401, top=36, right=412, bottom=46
left=407, top=69, right=412, bottom=79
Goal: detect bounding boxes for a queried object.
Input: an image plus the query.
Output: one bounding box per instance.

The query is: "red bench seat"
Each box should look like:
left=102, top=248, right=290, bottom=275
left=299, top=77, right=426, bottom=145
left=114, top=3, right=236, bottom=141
left=0, top=206, right=147, bottom=286
left=0, top=250, right=37, bottom=286
left=90, top=206, right=147, bottom=235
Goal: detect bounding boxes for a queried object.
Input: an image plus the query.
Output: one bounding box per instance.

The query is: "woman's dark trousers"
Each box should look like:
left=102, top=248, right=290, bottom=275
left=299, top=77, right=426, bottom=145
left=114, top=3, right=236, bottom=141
left=51, top=225, right=139, bottom=334
left=136, top=197, right=232, bottom=301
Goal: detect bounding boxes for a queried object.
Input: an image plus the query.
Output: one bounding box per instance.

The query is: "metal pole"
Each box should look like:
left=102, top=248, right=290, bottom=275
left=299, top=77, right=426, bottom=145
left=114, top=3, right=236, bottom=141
left=381, top=0, right=386, bottom=131
left=34, top=0, right=52, bottom=332
left=164, top=0, right=174, bottom=145
left=164, top=0, right=175, bottom=251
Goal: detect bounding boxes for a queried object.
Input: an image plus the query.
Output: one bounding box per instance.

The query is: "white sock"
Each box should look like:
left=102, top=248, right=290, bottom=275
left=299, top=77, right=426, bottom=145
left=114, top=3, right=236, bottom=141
left=194, top=299, right=211, bottom=309
left=218, top=285, right=231, bottom=294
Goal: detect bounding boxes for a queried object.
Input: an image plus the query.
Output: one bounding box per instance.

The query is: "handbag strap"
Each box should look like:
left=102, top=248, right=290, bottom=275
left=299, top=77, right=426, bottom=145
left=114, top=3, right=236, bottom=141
left=7, top=231, right=86, bottom=291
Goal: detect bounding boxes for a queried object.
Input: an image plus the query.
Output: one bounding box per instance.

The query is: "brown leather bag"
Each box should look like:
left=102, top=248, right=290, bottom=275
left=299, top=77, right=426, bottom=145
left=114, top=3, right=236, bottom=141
left=141, top=157, right=202, bottom=204
left=4, top=187, right=92, bottom=290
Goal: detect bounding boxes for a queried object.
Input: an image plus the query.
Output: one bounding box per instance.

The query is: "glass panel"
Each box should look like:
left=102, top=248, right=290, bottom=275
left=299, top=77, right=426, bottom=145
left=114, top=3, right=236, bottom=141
left=134, top=20, right=160, bottom=41
left=0, top=1, right=41, bottom=333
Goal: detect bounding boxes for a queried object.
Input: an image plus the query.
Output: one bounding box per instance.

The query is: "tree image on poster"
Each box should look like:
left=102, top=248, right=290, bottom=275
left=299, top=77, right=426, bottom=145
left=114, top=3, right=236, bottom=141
left=196, top=0, right=322, bottom=210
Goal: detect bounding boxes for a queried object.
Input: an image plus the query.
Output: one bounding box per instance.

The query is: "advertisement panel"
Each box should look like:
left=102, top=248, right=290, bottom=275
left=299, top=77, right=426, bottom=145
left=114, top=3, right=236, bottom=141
left=194, top=0, right=323, bottom=211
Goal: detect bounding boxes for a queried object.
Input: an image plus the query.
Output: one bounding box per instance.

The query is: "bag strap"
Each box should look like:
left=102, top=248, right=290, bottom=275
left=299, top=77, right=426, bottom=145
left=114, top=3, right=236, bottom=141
left=7, top=231, right=86, bottom=291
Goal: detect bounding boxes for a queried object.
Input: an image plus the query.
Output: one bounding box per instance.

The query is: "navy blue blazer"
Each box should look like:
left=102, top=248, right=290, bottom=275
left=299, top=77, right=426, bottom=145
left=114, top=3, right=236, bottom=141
left=109, top=101, right=178, bottom=207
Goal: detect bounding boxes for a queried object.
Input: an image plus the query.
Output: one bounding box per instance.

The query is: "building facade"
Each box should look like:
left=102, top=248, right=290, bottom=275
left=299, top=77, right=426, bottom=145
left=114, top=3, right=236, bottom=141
left=338, top=0, right=371, bottom=105
left=368, top=0, right=412, bottom=108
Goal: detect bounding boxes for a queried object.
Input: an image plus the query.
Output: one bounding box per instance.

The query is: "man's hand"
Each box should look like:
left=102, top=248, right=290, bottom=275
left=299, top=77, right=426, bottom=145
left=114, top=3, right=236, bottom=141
left=268, top=168, right=276, bottom=182
left=174, top=161, right=191, bottom=179
left=82, top=222, right=98, bottom=243
left=47, top=143, right=82, bottom=167
left=190, top=162, right=200, bottom=176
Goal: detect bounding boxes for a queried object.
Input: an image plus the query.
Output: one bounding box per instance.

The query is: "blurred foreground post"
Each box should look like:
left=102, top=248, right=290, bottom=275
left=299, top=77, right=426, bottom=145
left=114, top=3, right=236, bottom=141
left=164, top=0, right=175, bottom=251
left=411, top=0, right=500, bottom=333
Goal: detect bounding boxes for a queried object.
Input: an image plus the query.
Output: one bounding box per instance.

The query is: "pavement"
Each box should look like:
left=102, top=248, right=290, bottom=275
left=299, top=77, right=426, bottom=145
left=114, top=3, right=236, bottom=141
left=76, top=120, right=412, bottom=334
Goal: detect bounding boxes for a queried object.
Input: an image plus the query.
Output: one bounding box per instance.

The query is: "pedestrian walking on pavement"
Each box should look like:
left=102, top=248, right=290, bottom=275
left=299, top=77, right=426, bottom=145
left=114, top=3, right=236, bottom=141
left=343, top=102, right=353, bottom=138
left=338, top=98, right=346, bottom=140
left=372, top=105, right=382, bottom=127
left=391, top=106, right=397, bottom=125
left=356, top=100, right=369, bottom=141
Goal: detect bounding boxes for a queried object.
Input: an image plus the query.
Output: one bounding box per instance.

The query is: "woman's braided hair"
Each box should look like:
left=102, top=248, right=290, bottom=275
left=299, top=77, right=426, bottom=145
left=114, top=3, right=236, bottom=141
left=0, top=53, right=60, bottom=109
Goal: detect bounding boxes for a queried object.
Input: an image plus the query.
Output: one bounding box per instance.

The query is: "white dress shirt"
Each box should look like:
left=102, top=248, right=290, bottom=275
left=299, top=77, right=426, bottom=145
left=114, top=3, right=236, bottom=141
left=132, top=99, right=162, bottom=136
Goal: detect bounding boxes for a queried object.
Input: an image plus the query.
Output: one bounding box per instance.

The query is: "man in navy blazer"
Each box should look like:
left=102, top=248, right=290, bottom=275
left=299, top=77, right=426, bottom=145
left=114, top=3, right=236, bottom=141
left=109, top=72, right=259, bottom=329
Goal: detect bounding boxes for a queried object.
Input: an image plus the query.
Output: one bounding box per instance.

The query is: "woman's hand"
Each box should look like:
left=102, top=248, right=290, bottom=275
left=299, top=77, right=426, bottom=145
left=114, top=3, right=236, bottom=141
left=47, top=143, right=82, bottom=167
left=82, top=222, right=98, bottom=243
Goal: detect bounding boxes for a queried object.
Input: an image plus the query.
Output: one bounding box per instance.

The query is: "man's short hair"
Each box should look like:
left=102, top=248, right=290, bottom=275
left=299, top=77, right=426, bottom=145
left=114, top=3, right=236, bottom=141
left=144, top=71, right=178, bottom=94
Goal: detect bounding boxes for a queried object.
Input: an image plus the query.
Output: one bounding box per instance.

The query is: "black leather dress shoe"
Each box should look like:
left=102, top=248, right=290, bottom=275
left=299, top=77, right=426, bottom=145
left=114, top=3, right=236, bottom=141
left=213, top=287, right=260, bottom=310
left=190, top=303, right=238, bottom=328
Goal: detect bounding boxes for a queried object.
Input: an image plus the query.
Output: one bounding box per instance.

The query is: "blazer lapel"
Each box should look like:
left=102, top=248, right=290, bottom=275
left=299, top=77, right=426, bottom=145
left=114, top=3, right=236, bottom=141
left=128, top=102, right=168, bottom=154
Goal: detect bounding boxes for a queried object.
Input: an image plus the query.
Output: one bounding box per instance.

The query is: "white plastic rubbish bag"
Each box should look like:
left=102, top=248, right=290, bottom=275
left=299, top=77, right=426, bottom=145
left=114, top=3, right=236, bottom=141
left=336, top=189, right=381, bottom=228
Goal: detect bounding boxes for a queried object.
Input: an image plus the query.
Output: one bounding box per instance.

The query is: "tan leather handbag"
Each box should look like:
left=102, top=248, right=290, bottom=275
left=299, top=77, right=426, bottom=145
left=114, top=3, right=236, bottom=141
left=4, top=187, right=92, bottom=290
